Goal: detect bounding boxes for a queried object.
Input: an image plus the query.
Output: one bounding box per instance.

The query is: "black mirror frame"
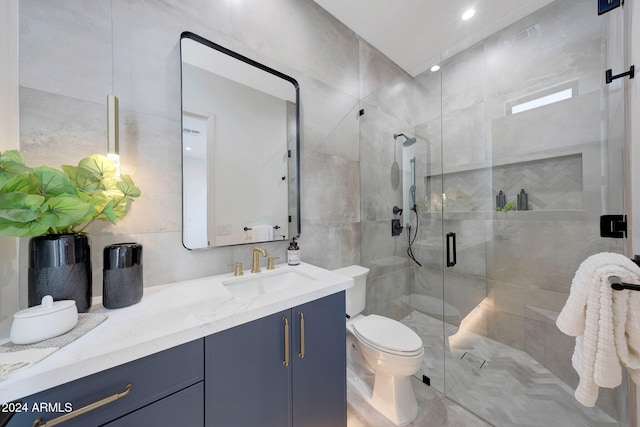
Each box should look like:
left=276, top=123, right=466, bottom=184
left=179, top=31, right=301, bottom=249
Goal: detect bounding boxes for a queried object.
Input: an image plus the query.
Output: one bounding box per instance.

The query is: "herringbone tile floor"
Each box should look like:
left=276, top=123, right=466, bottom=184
left=346, top=311, right=621, bottom=426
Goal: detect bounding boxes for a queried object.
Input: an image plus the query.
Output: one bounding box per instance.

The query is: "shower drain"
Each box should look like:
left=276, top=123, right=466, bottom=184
left=461, top=352, right=486, bottom=369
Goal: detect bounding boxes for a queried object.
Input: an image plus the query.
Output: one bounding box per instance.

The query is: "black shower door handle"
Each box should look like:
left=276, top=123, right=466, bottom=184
left=446, top=232, right=457, bottom=267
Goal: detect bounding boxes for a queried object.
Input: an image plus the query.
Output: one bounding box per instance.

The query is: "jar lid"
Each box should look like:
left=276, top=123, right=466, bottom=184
left=104, top=243, right=143, bottom=269
left=14, top=295, right=76, bottom=319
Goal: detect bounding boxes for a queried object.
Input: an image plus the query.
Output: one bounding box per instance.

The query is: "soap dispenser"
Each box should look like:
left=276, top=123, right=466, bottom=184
left=288, top=237, right=300, bottom=266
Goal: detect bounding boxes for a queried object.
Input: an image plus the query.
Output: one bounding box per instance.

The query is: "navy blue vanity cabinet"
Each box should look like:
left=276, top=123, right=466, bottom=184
left=6, top=339, right=204, bottom=427
left=205, top=308, right=292, bottom=426
left=205, top=291, right=346, bottom=427
left=291, top=292, right=346, bottom=427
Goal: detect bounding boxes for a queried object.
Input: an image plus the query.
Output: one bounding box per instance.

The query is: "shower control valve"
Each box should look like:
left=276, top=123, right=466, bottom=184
left=391, top=219, right=404, bottom=236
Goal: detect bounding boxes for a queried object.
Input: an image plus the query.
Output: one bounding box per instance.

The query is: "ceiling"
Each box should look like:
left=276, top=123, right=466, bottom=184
left=313, top=0, right=555, bottom=77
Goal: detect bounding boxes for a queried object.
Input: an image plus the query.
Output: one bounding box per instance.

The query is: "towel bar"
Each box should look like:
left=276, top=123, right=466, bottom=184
left=609, top=276, right=640, bottom=292
left=243, top=225, right=281, bottom=231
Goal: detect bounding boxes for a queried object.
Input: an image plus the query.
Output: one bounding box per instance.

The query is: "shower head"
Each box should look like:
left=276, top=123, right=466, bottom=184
left=394, top=133, right=417, bottom=147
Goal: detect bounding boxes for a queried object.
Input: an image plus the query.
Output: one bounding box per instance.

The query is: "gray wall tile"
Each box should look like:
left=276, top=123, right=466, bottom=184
left=17, top=0, right=369, bottom=303
left=20, top=0, right=112, bottom=104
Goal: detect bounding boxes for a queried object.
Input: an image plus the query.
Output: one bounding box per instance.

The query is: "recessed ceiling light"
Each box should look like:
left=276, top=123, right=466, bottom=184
left=462, top=9, right=475, bottom=21
left=430, top=65, right=440, bottom=72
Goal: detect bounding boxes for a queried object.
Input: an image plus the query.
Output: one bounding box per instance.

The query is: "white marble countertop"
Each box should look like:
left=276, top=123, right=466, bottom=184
left=0, top=262, right=353, bottom=403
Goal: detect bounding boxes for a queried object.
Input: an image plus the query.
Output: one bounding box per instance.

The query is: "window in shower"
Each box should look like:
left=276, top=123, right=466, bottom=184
left=507, top=80, right=577, bottom=115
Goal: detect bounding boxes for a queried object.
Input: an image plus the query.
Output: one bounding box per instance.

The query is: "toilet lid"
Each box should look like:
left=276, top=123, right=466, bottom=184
left=352, top=315, right=423, bottom=355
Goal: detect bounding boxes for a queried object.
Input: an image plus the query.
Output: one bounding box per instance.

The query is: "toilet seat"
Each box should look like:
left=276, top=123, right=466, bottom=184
left=352, top=314, right=423, bottom=356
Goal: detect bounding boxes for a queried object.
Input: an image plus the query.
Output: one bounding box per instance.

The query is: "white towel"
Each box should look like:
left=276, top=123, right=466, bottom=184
left=619, top=290, right=640, bottom=382
left=252, top=225, right=273, bottom=242
left=556, top=252, right=640, bottom=406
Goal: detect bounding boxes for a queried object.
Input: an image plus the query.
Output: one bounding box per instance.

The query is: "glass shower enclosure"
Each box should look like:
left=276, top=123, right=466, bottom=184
left=359, top=0, right=631, bottom=425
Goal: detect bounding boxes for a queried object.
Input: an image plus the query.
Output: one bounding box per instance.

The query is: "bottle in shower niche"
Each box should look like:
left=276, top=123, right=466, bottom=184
left=517, top=189, right=528, bottom=211
left=288, top=237, right=300, bottom=265
left=496, top=190, right=506, bottom=210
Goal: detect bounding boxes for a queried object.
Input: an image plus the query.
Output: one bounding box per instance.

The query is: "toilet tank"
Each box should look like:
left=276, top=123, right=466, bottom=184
left=332, top=265, right=369, bottom=317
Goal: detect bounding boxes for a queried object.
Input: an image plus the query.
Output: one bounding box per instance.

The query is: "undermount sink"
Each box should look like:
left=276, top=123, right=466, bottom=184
left=222, top=267, right=317, bottom=299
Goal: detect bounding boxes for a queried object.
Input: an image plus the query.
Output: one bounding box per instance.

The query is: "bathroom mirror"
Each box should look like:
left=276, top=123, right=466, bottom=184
left=180, top=32, right=300, bottom=249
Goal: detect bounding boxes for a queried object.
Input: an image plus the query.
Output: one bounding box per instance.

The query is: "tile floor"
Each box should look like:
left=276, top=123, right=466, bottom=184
left=347, top=375, right=491, bottom=427
left=346, top=310, right=622, bottom=426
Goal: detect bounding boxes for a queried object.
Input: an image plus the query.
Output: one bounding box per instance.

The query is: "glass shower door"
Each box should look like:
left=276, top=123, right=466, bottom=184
left=433, top=0, right=629, bottom=425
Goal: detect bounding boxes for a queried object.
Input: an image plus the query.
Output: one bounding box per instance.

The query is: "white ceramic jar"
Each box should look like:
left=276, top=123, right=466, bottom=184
left=10, top=295, right=78, bottom=344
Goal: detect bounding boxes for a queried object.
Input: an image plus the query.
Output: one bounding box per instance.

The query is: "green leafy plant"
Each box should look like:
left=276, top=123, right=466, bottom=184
left=0, top=150, right=141, bottom=237
left=495, top=202, right=517, bottom=212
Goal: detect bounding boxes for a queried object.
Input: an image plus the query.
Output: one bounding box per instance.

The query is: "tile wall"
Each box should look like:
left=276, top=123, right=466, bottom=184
left=14, top=0, right=407, bottom=306
left=0, top=0, right=19, bottom=329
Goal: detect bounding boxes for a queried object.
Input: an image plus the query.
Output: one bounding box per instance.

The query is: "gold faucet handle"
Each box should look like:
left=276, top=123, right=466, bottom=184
left=267, top=257, right=280, bottom=270
left=228, top=262, right=244, bottom=276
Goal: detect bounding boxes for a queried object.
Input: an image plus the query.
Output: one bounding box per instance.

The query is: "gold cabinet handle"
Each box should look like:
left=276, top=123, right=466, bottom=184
left=283, top=316, right=290, bottom=367
left=33, top=383, right=132, bottom=427
left=298, top=310, right=305, bottom=359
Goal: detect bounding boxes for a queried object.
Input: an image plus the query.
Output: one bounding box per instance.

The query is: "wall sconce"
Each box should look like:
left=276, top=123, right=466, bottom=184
left=107, top=94, right=120, bottom=174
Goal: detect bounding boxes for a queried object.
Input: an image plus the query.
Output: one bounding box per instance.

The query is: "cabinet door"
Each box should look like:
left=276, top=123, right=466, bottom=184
left=104, top=382, right=204, bottom=426
left=205, top=310, right=291, bottom=427
left=6, top=340, right=203, bottom=427
left=291, top=292, right=346, bottom=427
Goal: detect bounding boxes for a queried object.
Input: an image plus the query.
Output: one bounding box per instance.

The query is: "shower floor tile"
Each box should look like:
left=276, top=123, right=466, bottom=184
left=399, top=310, right=620, bottom=426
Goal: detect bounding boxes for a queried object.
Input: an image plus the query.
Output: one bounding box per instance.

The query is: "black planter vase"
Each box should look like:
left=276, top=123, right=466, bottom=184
left=103, top=243, right=143, bottom=309
left=28, top=234, right=92, bottom=313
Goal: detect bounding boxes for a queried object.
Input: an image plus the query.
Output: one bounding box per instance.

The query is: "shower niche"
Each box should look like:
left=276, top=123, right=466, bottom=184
left=424, top=153, right=583, bottom=214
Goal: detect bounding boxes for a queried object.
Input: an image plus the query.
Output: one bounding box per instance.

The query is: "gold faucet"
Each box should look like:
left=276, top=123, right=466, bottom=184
left=251, top=247, right=268, bottom=273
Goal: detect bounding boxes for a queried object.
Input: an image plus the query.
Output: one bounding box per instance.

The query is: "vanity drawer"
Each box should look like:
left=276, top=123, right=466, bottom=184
left=6, top=339, right=204, bottom=427
left=103, top=382, right=204, bottom=427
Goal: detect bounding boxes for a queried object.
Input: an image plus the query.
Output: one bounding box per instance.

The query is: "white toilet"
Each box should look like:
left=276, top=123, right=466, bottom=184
left=333, top=265, right=424, bottom=426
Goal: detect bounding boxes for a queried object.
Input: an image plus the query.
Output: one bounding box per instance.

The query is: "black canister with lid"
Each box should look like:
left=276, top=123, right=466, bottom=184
left=28, top=234, right=92, bottom=312
left=103, top=243, right=143, bottom=309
